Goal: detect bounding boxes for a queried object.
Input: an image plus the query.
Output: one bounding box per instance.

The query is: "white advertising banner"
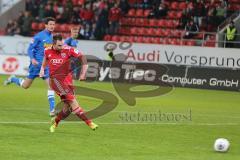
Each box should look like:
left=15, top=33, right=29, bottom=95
left=0, top=54, right=29, bottom=76
left=0, top=36, right=239, bottom=69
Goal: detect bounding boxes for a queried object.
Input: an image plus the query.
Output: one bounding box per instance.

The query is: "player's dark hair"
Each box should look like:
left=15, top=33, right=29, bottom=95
left=44, top=17, right=56, bottom=24
left=53, top=33, right=63, bottom=43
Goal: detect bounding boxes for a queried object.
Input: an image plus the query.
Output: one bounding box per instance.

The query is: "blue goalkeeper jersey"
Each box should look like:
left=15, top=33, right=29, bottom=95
left=28, top=29, right=53, bottom=64
left=64, top=37, right=78, bottom=48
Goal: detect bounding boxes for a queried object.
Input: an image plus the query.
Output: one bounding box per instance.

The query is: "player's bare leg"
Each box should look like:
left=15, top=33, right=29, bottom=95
left=50, top=102, right=71, bottom=132
left=44, top=78, right=55, bottom=117
left=69, top=98, right=98, bottom=130
left=21, top=78, right=34, bottom=89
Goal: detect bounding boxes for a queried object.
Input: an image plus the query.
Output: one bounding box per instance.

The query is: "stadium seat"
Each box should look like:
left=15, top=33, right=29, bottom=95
left=136, top=18, right=148, bottom=27
left=127, top=9, right=135, bottom=17
left=128, top=0, right=136, bottom=5
left=186, top=40, right=196, bottom=46
left=176, top=11, right=183, bottom=19
left=158, top=20, right=166, bottom=27
left=195, top=32, right=205, bottom=39
left=104, top=35, right=111, bottom=41
left=136, top=36, right=143, bottom=43
left=155, top=28, right=163, bottom=36
left=162, top=29, right=171, bottom=37
left=128, top=18, right=136, bottom=26
left=138, top=27, right=145, bottom=36
left=120, top=18, right=128, bottom=25
left=59, top=24, right=68, bottom=32
left=165, top=20, right=175, bottom=28
left=172, top=30, right=182, bottom=38
left=142, top=18, right=149, bottom=26
left=118, top=28, right=124, bottom=34
left=143, top=10, right=151, bottom=17
left=130, top=27, right=138, bottom=35
left=162, top=38, right=170, bottom=44
left=128, top=36, right=135, bottom=42
left=142, top=37, right=151, bottom=43
left=111, top=35, right=120, bottom=42
left=54, top=24, right=61, bottom=32
left=149, top=19, right=157, bottom=27
left=31, top=22, right=39, bottom=30
left=0, top=29, right=5, bottom=35
left=146, top=28, right=155, bottom=36
left=169, top=38, right=181, bottom=45
left=179, top=2, right=187, bottom=9
left=120, top=36, right=128, bottom=42
left=151, top=37, right=160, bottom=44
left=38, top=23, right=45, bottom=30
left=170, top=2, right=178, bottom=10
left=136, top=9, right=144, bottom=17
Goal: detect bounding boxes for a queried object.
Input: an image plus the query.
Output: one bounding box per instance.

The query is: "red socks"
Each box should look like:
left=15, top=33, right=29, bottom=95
left=55, top=108, right=71, bottom=125
left=72, top=107, right=92, bottom=125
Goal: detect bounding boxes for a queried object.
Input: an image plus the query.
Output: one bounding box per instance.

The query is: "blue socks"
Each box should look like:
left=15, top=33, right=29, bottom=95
left=11, top=77, right=24, bottom=86
left=48, top=90, right=55, bottom=112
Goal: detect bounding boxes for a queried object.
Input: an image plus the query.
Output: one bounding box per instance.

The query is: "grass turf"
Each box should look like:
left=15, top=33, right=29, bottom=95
left=0, top=75, right=239, bottom=160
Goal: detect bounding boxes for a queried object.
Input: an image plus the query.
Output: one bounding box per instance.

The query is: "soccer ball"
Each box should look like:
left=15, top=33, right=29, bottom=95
left=214, top=138, right=230, bottom=152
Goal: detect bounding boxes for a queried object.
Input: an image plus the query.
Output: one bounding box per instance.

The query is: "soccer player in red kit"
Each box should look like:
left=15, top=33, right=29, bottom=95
left=39, top=34, right=98, bottom=132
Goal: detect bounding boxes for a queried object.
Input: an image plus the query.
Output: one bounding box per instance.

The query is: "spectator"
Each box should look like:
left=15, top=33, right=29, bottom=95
left=71, top=6, right=82, bottom=24
left=178, top=10, right=191, bottom=29
left=26, top=0, right=39, bottom=17
left=215, top=2, right=227, bottom=25
left=80, top=4, right=94, bottom=30
left=60, top=7, right=73, bottom=23
left=44, top=4, right=56, bottom=18
left=79, top=24, right=94, bottom=40
left=149, top=3, right=168, bottom=19
left=184, top=20, right=199, bottom=39
left=65, top=0, right=73, bottom=10
left=193, top=0, right=206, bottom=27
left=205, top=6, right=218, bottom=32
left=38, top=4, right=46, bottom=21
left=94, top=4, right=109, bottom=40
left=225, top=21, right=237, bottom=48
left=108, top=3, right=121, bottom=34
left=119, top=0, right=130, bottom=14
left=20, top=11, right=33, bottom=36
left=5, top=20, right=20, bottom=36
left=16, top=11, right=24, bottom=27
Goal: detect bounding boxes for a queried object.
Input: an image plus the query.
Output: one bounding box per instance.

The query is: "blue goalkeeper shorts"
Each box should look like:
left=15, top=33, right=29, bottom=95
left=27, top=63, right=49, bottom=80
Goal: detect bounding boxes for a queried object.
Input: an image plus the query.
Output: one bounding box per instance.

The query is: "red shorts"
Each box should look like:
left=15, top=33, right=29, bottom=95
left=50, top=75, right=75, bottom=102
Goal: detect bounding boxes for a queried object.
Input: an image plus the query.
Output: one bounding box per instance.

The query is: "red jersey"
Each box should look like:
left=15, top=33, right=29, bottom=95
left=108, top=7, right=121, bottom=22
left=44, top=45, right=82, bottom=78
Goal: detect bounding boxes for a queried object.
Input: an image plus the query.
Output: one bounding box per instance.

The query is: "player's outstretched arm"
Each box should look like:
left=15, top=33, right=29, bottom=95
left=39, top=55, right=47, bottom=78
left=79, top=55, right=88, bottom=81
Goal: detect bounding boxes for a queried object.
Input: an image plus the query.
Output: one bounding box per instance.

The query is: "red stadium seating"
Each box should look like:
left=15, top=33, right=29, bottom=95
left=136, top=9, right=143, bottom=17
left=127, top=9, right=135, bottom=17
left=27, top=0, right=240, bottom=46
left=31, top=22, right=39, bottom=30
left=170, top=2, right=178, bottom=10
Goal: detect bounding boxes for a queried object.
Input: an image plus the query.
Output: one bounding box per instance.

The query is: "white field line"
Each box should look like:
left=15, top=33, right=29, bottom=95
left=1, top=108, right=240, bottom=120
left=0, top=121, right=238, bottom=126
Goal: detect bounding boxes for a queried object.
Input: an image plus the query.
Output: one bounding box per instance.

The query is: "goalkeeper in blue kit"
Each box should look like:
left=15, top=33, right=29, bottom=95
left=4, top=17, right=56, bottom=117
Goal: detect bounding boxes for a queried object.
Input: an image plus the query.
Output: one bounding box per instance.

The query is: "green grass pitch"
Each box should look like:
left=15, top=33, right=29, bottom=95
left=0, top=75, right=239, bottom=160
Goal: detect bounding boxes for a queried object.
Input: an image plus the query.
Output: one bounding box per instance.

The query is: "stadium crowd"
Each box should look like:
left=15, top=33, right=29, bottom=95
left=5, top=0, right=237, bottom=42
